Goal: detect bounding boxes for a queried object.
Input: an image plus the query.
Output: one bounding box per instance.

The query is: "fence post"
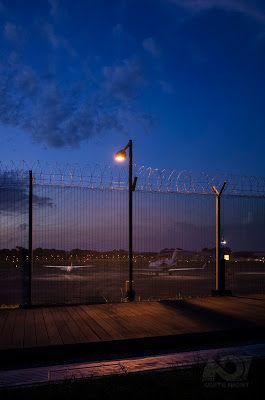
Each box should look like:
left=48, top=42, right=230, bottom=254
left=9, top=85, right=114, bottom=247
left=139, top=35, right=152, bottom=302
left=211, top=182, right=232, bottom=296
left=27, top=170, right=33, bottom=306
left=127, top=140, right=136, bottom=301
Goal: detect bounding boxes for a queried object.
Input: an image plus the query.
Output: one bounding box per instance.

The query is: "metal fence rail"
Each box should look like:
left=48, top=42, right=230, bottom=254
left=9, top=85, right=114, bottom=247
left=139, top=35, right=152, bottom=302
left=0, top=163, right=264, bottom=306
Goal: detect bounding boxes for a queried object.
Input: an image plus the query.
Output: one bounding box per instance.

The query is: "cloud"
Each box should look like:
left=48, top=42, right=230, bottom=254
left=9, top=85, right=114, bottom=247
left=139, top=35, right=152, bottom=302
left=169, top=0, right=265, bottom=23
left=142, top=37, right=161, bottom=57
left=0, top=56, right=152, bottom=148
left=3, top=22, right=25, bottom=46
left=4, top=22, right=17, bottom=41
left=102, top=59, right=144, bottom=101
left=111, top=24, right=135, bottom=51
left=42, top=23, right=76, bottom=56
left=0, top=171, right=53, bottom=214
left=48, top=0, right=66, bottom=20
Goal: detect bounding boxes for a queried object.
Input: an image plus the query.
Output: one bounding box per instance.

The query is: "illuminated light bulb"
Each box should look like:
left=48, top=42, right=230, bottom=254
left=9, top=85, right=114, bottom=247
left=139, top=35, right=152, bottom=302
left=114, top=150, right=126, bottom=162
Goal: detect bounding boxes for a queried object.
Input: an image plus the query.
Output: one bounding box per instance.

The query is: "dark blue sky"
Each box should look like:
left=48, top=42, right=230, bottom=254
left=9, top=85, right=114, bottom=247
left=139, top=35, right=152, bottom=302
left=1, top=0, right=265, bottom=175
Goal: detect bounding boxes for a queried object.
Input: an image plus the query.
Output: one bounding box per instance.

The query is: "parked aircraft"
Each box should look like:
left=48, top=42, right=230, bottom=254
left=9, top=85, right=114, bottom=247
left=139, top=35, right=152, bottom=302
left=44, top=263, right=94, bottom=272
left=141, top=249, right=209, bottom=275
left=149, top=249, right=179, bottom=269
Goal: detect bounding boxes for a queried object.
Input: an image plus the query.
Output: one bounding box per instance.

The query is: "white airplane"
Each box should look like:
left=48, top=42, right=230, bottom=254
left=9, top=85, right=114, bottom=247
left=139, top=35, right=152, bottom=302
left=44, top=263, right=94, bottom=272
left=149, top=249, right=179, bottom=269
left=139, top=249, right=209, bottom=275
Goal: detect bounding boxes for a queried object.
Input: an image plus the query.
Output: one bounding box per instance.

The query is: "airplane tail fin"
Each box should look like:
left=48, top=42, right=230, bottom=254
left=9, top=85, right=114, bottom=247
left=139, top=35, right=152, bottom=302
left=171, top=249, right=178, bottom=262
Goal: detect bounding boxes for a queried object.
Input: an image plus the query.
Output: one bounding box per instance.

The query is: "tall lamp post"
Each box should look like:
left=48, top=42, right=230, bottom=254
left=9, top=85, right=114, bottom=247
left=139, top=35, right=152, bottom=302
left=114, top=139, right=137, bottom=301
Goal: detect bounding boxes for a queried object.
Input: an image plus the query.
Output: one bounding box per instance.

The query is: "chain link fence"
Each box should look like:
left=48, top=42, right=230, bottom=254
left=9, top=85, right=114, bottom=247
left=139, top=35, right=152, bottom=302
left=0, top=163, right=264, bottom=306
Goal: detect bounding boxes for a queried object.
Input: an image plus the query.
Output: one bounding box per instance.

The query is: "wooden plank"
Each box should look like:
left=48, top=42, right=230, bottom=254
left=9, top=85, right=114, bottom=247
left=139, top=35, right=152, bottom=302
left=0, top=296, right=264, bottom=354
left=218, top=298, right=265, bottom=324
left=126, top=303, right=193, bottom=335
left=80, top=305, right=117, bottom=341
left=34, top=309, right=50, bottom=347
left=81, top=305, right=123, bottom=339
left=193, top=296, right=260, bottom=318
left=106, top=304, right=161, bottom=338
left=85, top=305, right=133, bottom=340
left=97, top=302, right=197, bottom=337
left=11, top=309, right=26, bottom=348
left=155, top=301, right=233, bottom=332
left=65, top=306, right=101, bottom=343
left=0, top=311, right=17, bottom=349
left=190, top=297, right=262, bottom=326
left=123, top=302, right=198, bottom=334
left=63, top=307, right=90, bottom=344
left=49, top=307, right=75, bottom=345
left=23, top=309, right=37, bottom=348
left=228, top=296, right=265, bottom=312
left=0, top=311, right=9, bottom=336
left=141, top=302, right=214, bottom=333
left=42, top=307, right=62, bottom=346
left=92, top=304, right=138, bottom=337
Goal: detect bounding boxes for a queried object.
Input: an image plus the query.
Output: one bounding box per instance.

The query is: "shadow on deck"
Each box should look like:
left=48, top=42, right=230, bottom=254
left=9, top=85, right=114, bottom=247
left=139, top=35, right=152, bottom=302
left=0, top=294, right=265, bottom=369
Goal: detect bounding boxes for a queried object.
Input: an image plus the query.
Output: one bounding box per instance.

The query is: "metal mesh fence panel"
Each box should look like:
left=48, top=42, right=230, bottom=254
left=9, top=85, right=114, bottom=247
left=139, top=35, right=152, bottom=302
left=222, top=194, right=265, bottom=295
left=133, top=191, right=216, bottom=300
left=32, top=184, right=128, bottom=305
left=0, top=171, right=28, bottom=305
left=1, top=163, right=265, bottom=306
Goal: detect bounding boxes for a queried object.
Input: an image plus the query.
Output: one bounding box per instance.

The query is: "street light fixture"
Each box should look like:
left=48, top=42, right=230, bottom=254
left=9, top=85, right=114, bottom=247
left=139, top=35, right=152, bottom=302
left=114, top=150, right=127, bottom=162
left=114, top=139, right=137, bottom=301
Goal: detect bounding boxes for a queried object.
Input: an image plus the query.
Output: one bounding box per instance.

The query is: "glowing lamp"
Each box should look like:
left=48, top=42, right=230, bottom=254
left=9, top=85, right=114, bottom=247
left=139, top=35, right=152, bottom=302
left=224, top=254, right=230, bottom=261
left=114, top=150, right=126, bottom=162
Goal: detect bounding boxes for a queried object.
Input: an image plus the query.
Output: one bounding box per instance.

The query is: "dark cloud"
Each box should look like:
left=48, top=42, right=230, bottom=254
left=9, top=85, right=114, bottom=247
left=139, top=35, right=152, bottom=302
left=0, top=171, right=53, bottom=214
left=0, top=56, right=152, bottom=148
left=169, top=0, right=265, bottom=23
left=102, top=59, right=144, bottom=101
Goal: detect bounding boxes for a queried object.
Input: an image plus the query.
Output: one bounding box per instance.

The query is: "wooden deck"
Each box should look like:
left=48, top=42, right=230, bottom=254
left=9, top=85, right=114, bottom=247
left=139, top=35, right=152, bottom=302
left=0, top=295, right=265, bottom=366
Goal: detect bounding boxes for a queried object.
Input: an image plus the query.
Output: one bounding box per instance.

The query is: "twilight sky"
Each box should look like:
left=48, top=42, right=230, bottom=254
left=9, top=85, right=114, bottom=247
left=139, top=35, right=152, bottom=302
left=1, top=0, right=265, bottom=175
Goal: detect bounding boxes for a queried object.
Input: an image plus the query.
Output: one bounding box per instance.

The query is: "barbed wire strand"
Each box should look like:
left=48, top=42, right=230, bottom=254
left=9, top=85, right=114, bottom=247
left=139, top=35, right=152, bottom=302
left=0, top=161, right=265, bottom=196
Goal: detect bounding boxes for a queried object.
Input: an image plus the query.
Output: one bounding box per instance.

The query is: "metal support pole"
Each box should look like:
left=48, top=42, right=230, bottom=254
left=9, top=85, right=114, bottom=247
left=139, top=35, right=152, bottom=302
left=128, top=139, right=135, bottom=301
left=211, top=182, right=231, bottom=296
left=28, top=170, right=33, bottom=306
left=115, top=139, right=137, bottom=301
left=215, top=192, right=223, bottom=291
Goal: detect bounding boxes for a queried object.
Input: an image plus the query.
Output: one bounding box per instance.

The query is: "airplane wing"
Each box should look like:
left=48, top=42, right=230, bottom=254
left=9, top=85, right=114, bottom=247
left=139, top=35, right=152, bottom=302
left=168, top=263, right=207, bottom=272
left=136, top=262, right=208, bottom=275
left=44, top=265, right=94, bottom=269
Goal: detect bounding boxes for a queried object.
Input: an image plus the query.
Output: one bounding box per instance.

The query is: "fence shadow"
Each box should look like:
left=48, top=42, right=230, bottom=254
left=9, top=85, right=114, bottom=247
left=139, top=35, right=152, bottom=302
left=160, top=298, right=260, bottom=330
